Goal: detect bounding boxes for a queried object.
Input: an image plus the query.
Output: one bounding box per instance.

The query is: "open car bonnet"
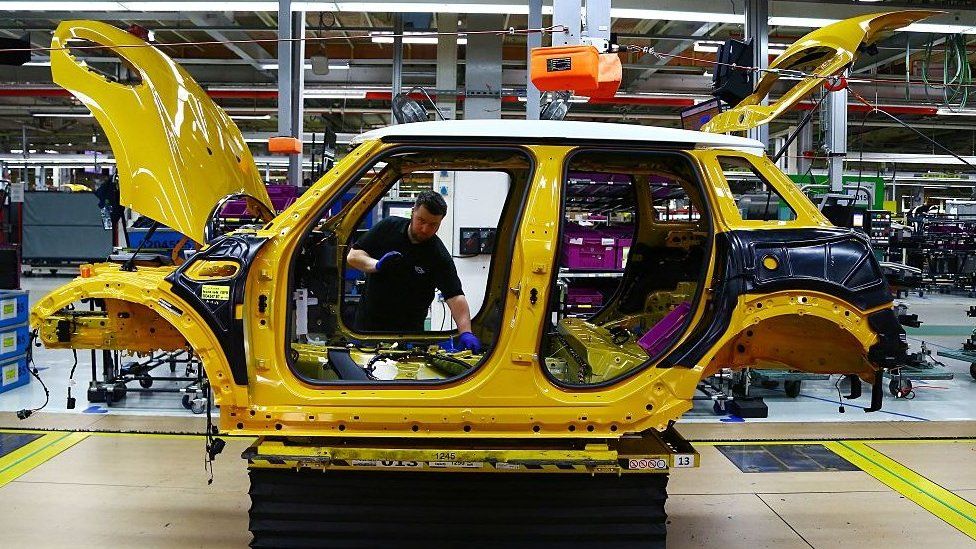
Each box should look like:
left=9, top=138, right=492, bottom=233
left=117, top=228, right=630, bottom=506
left=701, top=10, right=940, bottom=134
left=51, top=20, right=273, bottom=245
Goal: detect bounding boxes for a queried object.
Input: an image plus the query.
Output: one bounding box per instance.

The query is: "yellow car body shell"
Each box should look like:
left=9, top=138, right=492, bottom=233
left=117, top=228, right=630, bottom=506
left=31, top=140, right=888, bottom=438
left=32, top=15, right=913, bottom=439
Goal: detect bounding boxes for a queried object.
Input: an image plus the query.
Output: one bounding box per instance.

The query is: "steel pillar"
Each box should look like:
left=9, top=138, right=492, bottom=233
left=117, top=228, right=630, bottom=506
left=551, top=0, right=581, bottom=47
left=277, top=0, right=305, bottom=186
left=436, top=13, right=457, bottom=120
left=526, top=0, right=542, bottom=120
left=745, top=0, right=769, bottom=147
left=583, top=0, right=611, bottom=49
left=796, top=120, right=813, bottom=175
left=825, top=86, right=848, bottom=192
left=392, top=13, right=403, bottom=122
left=464, top=15, right=503, bottom=120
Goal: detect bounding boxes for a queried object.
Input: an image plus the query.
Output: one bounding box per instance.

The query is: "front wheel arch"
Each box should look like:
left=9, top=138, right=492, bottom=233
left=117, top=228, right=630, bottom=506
left=30, top=276, right=247, bottom=408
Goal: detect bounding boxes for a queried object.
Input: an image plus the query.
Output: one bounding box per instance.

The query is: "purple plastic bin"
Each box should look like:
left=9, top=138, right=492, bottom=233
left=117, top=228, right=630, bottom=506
left=566, top=287, right=603, bottom=309
left=637, top=301, right=692, bottom=357
left=220, top=185, right=300, bottom=217
left=597, top=225, right=635, bottom=270
left=266, top=185, right=300, bottom=198
left=562, top=226, right=617, bottom=270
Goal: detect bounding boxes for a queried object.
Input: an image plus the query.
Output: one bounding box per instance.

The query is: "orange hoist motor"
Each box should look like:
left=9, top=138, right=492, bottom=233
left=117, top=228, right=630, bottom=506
left=268, top=136, right=303, bottom=154
left=530, top=45, right=621, bottom=98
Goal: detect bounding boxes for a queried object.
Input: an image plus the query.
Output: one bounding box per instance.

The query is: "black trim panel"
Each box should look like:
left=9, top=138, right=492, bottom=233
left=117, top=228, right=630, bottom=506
left=661, top=227, right=904, bottom=369
left=165, top=233, right=269, bottom=385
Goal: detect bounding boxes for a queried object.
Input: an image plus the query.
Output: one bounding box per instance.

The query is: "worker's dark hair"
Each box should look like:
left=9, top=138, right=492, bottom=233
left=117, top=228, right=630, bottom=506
left=414, top=189, right=448, bottom=217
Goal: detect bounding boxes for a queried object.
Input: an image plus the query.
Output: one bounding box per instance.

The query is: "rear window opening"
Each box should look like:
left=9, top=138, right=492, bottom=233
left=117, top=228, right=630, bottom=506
left=540, top=150, right=712, bottom=387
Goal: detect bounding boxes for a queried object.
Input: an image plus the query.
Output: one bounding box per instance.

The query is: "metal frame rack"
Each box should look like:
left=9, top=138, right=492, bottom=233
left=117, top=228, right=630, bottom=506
left=557, top=174, right=635, bottom=319
left=936, top=304, right=976, bottom=382
left=86, top=348, right=210, bottom=413
left=890, top=212, right=976, bottom=296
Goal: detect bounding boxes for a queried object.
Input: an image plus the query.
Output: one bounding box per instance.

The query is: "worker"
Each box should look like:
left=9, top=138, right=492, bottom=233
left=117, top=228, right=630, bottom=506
left=346, top=190, right=481, bottom=352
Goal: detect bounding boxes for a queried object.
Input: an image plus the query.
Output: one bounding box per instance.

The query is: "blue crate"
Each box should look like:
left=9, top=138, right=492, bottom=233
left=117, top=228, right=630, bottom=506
left=0, top=355, right=29, bottom=394
left=0, top=323, right=29, bottom=362
left=128, top=227, right=194, bottom=250
left=0, top=290, right=28, bottom=329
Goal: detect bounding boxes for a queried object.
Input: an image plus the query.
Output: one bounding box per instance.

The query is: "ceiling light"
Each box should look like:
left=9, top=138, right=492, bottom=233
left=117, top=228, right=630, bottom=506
left=936, top=107, right=976, bottom=117
left=303, top=89, right=368, bottom=99
left=327, top=3, right=529, bottom=15
left=23, top=59, right=51, bottom=67
left=258, top=62, right=350, bottom=71
left=3, top=3, right=972, bottom=36
left=370, top=32, right=467, bottom=45
left=32, top=112, right=94, bottom=118
left=768, top=17, right=839, bottom=28
left=121, top=1, right=278, bottom=9
left=230, top=114, right=272, bottom=120
left=610, top=9, right=742, bottom=24
left=0, top=2, right=128, bottom=8
left=693, top=40, right=787, bottom=55
left=903, top=23, right=975, bottom=34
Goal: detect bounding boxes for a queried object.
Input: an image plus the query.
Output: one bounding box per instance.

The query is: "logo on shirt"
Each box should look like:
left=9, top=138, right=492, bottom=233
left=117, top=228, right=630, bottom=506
left=414, top=266, right=426, bottom=275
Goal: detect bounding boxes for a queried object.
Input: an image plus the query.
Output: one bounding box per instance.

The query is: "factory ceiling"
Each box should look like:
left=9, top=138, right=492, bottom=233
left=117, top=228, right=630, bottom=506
left=1, top=0, right=975, bottom=170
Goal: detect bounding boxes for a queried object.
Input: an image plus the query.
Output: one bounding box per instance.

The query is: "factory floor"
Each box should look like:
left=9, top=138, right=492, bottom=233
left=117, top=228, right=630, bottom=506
left=0, top=421, right=972, bottom=548
left=0, top=277, right=973, bottom=548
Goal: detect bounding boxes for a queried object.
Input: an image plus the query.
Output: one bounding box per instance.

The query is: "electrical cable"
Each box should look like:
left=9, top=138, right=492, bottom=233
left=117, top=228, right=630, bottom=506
left=833, top=375, right=846, bottom=413
left=66, top=348, right=78, bottom=409
left=204, top=382, right=225, bottom=485
left=848, top=86, right=976, bottom=173
left=16, top=330, right=50, bottom=420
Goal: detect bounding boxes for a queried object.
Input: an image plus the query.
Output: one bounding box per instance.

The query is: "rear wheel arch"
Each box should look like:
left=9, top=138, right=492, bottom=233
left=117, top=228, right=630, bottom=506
left=701, top=291, right=880, bottom=380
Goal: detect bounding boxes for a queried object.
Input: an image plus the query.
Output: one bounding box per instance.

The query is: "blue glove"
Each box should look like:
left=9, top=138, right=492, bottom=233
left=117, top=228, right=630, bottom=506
left=375, top=251, right=402, bottom=271
left=458, top=332, right=481, bottom=353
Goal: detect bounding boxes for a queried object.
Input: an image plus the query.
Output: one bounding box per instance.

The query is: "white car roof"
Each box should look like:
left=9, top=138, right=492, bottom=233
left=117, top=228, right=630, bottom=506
left=351, top=119, right=765, bottom=150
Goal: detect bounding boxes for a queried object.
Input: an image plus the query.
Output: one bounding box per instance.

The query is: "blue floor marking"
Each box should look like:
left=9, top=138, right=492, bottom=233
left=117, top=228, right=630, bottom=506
left=82, top=406, right=108, bottom=414
left=720, top=415, right=746, bottom=423
left=0, top=433, right=43, bottom=459
left=716, top=443, right=861, bottom=473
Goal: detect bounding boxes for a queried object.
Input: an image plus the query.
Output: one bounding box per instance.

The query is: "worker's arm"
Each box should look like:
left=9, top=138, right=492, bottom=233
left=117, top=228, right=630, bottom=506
left=347, top=248, right=379, bottom=273
left=445, top=294, right=472, bottom=334
left=347, top=248, right=401, bottom=274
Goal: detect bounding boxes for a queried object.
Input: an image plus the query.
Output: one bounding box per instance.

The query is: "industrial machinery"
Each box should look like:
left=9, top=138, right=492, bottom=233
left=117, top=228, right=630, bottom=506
left=28, top=12, right=932, bottom=547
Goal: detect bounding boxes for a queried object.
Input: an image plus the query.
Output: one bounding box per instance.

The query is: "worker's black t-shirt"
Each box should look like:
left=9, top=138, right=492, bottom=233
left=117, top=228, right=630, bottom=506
left=351, top=216, right=463, bottom=332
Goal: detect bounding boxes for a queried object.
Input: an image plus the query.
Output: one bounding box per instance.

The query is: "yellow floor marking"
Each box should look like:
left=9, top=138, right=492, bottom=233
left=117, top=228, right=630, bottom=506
left=693, top=438, right=971, bottom=446
left=0, top=432, right=89, bottom=488
left=0, top=428, right=65, bottom=436
left=825, top=440, right=976, bottom=540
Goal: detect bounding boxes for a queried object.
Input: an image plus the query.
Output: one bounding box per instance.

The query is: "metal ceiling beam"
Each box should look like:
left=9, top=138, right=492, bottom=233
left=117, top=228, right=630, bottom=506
left=746, top=0, right=769, bottom=146
left=627, top=22, right=716, bottom=87
left=853, top=37, right=947, bottom=75
left=187, top=13, right=273, bottom=74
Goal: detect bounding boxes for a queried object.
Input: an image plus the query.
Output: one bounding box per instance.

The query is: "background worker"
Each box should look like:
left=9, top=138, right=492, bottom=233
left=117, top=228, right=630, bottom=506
left=347, top=190, right=481, bottom=352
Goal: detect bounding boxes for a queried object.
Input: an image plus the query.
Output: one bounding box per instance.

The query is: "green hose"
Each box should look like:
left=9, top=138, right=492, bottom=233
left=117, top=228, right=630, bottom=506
left=922, top=34, right=971, bottom=109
